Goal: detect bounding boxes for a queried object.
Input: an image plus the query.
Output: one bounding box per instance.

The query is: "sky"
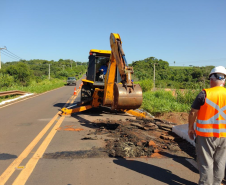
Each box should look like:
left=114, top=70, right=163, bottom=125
left=0, top=0, right=226, bottom=67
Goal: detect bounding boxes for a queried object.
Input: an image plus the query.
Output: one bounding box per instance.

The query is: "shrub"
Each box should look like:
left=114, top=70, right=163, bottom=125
left=141, top=89, right=200, bottom=115
left=35, top=76, right=42, bottom=83
left=175, top=89, right=200, bottom=105
left=137, top=79, right=153, bottom=92
left=55, top=70, right=69, bottom=79
left=0, top=73, right=14, bottom=88
left=5, top=62, right=32, bottom=86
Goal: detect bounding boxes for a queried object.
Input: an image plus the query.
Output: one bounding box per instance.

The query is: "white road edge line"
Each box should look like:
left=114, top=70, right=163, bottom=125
left=0, top=86, right=65, bottom=109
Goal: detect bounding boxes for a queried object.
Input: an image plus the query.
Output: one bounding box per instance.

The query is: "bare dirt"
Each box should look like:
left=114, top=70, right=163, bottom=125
left=155, top=112, right=189, bottom=125
left=44, top=111, right=194, bottom=160
left=88, top=113, right=195, bottom=159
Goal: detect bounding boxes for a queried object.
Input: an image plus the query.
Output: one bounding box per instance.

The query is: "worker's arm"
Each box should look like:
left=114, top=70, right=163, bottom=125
left=188, top=108, right=198, bottom=140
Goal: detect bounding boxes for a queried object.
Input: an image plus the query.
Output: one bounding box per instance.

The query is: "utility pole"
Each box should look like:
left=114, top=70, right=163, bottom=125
left=70, top=60, right=72, bottom=70
left=153, top=63, right=158, bottom=91
left=62, top=65, right=65, bottom=71
left=48, top=64, right=51, bottom=80
left=0, top=46, right=6, bottom=69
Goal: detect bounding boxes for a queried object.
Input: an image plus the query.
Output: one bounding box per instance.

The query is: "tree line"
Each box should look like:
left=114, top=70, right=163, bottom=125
left=130, top=57, right=214, bottom=89
left=0, top=56, right=215, bottom=90
left=0, top=59, right=87, bottom=88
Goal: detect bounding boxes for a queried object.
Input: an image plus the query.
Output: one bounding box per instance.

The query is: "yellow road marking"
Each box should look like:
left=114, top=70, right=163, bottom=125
left=0, top=93, right=76, bottom=185
left=0, top=113, right=59, bottom=185
left=16, top=166, right=25, bottom=170
left=13, top=116, right=65, bottom=185
left=70, top=89, right=80, bottom=104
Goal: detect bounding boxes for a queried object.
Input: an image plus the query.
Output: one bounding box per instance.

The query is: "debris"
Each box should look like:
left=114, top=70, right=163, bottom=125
left=154, top=149, right=160, bottom=153
left=130, top=122, right=144, bottom=129
left=148, top=140, right=156, bottom=148
left=154, top=121, right=174, bottom=129
left=81, top=136, right=98, bottom=140
left=160, top=134, right=175, bottom=141
left=57, top=126, right=84, bottom=131
left=92, top=118, right=195, bottom=159
left=136, top=141, right=143, bottom=147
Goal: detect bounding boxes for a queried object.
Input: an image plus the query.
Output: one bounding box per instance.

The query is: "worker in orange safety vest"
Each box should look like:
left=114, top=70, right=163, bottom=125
left=188, top=66, right=226, bottom=185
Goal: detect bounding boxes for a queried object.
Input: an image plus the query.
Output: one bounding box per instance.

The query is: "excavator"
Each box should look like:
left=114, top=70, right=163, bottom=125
left=60, top=33, right=144, bottom=117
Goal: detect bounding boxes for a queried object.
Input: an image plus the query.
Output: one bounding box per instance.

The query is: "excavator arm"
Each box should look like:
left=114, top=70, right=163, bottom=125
left=103, top=33, right=143, bottom=110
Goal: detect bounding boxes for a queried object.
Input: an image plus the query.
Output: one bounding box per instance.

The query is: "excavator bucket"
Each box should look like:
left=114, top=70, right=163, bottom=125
left=113, top=83, right=143, bottom=110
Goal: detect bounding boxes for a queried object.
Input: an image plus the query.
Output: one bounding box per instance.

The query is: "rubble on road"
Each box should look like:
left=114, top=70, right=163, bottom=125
left=87, top=118, right=196, bottom=159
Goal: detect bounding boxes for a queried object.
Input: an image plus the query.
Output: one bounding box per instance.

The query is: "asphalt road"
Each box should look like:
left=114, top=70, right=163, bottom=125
left=0, top=77, right=199, bottom=185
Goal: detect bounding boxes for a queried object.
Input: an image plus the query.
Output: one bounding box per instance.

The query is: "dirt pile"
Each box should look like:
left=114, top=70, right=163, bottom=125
left=90, top=118, right=195, bottom=159
left=105, top=125, right=154, bottom=158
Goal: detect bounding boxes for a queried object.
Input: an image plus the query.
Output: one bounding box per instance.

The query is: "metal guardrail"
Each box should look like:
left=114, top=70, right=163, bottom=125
left=0, top=90, right=27, bottom=97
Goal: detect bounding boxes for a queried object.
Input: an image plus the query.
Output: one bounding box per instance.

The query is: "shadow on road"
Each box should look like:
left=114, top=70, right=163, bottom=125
left=113, top=158, right=197, bottom=185
left=68, top=106, right=132, bottom=129
left=70, top=107, right=112, bottom=129
left=53, top=103, right=67, bottom=109
left=158, top=152, right=199, bottom=173
left=0, top=153, right=17, bottom=160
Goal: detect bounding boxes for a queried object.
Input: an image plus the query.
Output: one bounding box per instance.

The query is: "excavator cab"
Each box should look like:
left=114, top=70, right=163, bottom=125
left=82, top=49, right=121, bottom=102
left=86, top=49, right=121, bottom=84
left=86, top=50, right=109, bottom=83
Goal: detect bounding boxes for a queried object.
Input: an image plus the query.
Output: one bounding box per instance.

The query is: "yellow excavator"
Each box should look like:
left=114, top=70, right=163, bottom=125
left=60, top=33, right=143, bottom=116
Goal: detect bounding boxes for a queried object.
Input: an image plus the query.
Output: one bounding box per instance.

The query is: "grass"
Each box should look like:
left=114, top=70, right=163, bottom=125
left=141, top=89, right=200, bottom=115
left=0, top=78, right=66, bottom=102
left=1, top=74, right=201, bottom=116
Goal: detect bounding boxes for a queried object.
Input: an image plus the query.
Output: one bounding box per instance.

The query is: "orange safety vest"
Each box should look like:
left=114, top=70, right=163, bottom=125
left=196, top=86, right=226, bottom=137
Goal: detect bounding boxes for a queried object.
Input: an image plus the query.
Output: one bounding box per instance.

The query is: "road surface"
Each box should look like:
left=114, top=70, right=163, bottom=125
left=0, top=77, right=199, bottom=185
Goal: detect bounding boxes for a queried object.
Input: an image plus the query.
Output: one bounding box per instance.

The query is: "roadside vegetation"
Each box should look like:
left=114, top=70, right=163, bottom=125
left=133, top=56, right=215, bottom=115
left=131, top=56, right=214, bottom=89
left=141, top=90, right=200, bottom=115
left=0, top=56, right=217, bottom=116
left=0, top=59, right=87, bottom=102
left=138, top=79, right=200, bottom=115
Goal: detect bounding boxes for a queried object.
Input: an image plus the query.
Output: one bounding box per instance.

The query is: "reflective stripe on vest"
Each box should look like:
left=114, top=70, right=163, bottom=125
left=196, top=87, right=226, bottom=138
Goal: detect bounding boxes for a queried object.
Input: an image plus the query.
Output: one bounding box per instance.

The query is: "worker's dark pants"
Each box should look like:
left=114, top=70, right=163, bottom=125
left=196, top=136, right=226, bottom=185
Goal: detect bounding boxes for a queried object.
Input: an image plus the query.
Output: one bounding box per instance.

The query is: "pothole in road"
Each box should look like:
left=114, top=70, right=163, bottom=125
left=43, top=147, right=108, bottom=159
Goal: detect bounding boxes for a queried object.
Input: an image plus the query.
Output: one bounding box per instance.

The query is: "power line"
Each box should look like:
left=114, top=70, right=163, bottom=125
left=1, top=51, right=20, bottom=61
left=5, top=49, right=22, bottom=60
left=2, top=50, right=21, bottom=59
left=1, top=52, right=18, bottom=60
left=1, top=50, right=21, bottom=60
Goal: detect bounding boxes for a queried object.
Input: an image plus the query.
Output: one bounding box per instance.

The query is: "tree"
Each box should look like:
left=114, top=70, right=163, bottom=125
left=5, top=62, right=32, bottom=86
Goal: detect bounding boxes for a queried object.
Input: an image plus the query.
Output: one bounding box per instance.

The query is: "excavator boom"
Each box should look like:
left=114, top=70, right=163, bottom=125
left=103, top=33, right=143, bottom=110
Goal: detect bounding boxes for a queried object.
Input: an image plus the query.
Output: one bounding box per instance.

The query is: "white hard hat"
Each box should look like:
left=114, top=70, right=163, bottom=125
left=209, top=66, right=226, bottom=78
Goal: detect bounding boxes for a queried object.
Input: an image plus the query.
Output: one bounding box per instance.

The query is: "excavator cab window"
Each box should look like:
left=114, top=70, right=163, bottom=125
left=95, top=57, right=109, bottom=82
left=87, top=51, right=121, bottom=83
